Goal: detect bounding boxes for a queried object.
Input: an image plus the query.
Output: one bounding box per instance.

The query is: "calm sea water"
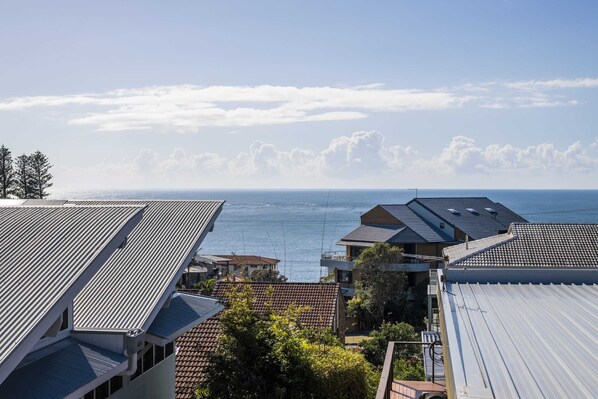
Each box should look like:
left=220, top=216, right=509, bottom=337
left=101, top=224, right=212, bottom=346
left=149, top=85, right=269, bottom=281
left=53, top=189, right=598, bottom=282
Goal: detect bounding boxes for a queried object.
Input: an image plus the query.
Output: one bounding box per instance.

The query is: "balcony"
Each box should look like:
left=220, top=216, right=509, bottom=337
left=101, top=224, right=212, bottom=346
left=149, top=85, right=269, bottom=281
left=320, top=251, right=431, bottom=273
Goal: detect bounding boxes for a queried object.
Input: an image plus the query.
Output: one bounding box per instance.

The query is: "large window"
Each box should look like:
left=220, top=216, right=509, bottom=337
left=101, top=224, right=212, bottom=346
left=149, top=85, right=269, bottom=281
left=337, top=270, right=353, bottom=284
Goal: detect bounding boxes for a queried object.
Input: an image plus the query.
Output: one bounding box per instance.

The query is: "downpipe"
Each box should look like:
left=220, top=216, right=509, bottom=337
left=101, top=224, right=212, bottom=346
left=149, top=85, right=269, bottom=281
left=122, top=329, right=145, bottom=376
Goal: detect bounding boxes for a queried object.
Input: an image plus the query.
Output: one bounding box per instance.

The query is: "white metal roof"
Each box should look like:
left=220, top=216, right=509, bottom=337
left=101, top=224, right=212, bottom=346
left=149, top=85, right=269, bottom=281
left=440, top=277, right=598, bottom=398
left=69, top=200, right=224, bottom=332
left=0, top=205, right=144, bottom=385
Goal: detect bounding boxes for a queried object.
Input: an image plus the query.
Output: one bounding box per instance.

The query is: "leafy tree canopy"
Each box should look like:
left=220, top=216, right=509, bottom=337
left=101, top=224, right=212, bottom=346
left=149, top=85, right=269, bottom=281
left=197, top=285, right=378, bottom=399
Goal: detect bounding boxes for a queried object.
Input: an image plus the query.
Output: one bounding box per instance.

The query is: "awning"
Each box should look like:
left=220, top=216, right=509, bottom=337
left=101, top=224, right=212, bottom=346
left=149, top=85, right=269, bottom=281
left=146, top=293, right=224, bottom=346
left=0, top=338, right=127, bottom=399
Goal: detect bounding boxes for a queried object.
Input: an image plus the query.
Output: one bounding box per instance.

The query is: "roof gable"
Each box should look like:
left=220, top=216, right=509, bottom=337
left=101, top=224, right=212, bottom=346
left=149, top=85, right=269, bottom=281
left=0, top=205, right=144, bottom=384
left=380, top=204, right=450, bottom=242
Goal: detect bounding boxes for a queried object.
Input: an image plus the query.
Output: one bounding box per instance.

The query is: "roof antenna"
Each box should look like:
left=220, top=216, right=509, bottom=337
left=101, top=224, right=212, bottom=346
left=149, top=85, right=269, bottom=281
left=408, top=188, right=419, bottom=198
left=465, top=235, right=469, bottom=250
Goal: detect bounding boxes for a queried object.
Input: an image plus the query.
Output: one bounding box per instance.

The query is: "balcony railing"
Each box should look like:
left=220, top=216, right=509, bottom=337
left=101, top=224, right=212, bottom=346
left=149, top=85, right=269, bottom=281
left=321, top=251, right=352, bottom=262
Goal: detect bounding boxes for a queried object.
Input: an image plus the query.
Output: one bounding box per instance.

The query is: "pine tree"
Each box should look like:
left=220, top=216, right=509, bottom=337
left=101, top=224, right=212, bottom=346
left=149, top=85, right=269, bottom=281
left=0, top=145, right=15, bottom=198
left=29, top=151, right=53, bottom=199
left=14, top=154, right=35, bottom=199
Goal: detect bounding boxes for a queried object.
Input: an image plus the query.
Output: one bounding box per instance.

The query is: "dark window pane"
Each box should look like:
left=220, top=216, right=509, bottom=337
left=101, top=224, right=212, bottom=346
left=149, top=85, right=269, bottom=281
left=95, top=380, right=109, bottom=399
left=60, top=308, right=69, bottom=331
left=165, top=342, right=174, bottom=357
left=109, top=375, right=123, bottom=394
left=155, top=344, right=165, bottom=364
left=143, top=345, right=154, bottom=373
left=83, top=391, right=94, bottom=399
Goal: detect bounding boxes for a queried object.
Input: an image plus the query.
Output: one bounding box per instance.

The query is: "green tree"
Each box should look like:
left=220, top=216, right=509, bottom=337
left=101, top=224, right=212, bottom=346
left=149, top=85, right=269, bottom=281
left=361, top=322, right=425, bottom=382
left=194, top=278, right=216, bottom=295
left=197, top=285, right=378, bottom=399
left=347, top=243, right=408, bottom=329
left=249, top=269, right=288, bottom=282
left=28, top=150, right=53, bottom=199
left=0, top=145, right=15, bottom=198
left=14, top=154, right=35, bottom=199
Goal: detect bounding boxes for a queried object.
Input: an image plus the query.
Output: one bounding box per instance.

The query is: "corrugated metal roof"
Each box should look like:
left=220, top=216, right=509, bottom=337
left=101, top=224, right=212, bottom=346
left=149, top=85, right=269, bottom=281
left=412, top=197, right=527, bottom=240
left=146, top=293, right=223, bottom=345
left=441, top=280, right=598, bottom=398
left=0, top=205, right=144, bottom=384
left=445, top=223, right=598, bottom=269
left=69, top=200, right=224, bottom=332
left=380, top=204, right=450, bottom=242
left=0, top=337, right=126, bottom=399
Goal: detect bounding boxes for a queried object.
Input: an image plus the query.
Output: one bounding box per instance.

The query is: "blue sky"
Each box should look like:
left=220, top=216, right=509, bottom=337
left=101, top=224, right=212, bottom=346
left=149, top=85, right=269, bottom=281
left=1, top=0, right=597, bottom=189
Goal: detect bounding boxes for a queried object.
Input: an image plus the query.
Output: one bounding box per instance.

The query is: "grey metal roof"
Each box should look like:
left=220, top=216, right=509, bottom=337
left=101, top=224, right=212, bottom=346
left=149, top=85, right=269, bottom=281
left=440, top=279, right=598, bottom=399
left=0, top=337, right=126, bottom=399
left=69, top=200, right=224, bottom=332
left=0, top=205, right=143, bottom=385
left=411, top=197, right=527, bottom=240
left=445, top=223, right=598, bottom=269
left=340, top=224, right=427, bottom=245
left=379, top=204, right=450, bottom=242
left=146, top=293, right=223, bottom=346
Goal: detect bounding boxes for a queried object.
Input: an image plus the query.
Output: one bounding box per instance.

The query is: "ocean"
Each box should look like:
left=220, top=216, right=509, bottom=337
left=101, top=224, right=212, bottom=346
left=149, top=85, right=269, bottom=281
left=56, top=189, right=598, bottom=282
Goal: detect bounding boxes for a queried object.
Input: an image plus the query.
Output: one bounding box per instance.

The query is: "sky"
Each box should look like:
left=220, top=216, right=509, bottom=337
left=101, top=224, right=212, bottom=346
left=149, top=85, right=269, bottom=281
left=1, top=0, right=597, bottom=190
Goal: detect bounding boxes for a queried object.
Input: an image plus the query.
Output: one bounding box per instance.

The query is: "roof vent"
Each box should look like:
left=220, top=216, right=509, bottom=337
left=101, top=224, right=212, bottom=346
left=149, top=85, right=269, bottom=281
left=447, top=208, right=460, bottom=215
left=466, top=208, right=479, bottom=215
left=484, top=207, right=497, bottom=214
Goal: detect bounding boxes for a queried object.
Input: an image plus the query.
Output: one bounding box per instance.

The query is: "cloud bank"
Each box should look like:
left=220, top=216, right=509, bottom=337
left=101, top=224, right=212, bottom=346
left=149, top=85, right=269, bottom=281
left=55, top=132, right=598, bottom=190
left=1, top=77, right=597, bottom=131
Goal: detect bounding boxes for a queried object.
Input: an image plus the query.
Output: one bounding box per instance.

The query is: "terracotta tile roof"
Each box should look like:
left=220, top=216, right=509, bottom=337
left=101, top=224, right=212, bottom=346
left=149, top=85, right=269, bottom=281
left=212, top=282, right=339, bottom=329
left=175, top=314, right=221, bottom=399
left=175, top=283, right=340, bottom=399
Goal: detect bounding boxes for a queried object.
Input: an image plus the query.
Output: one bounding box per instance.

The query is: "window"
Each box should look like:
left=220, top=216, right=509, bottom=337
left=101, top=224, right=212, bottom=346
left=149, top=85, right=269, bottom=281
left=60, top=308, right=69, bottom=331
left=109, top=376, right=123, bottom=394
left=439, top=222, right=445, bottom=229
left=165, top=342, right=174, bottom=357
left=466, top=208, right=479, bottom=215
left=337, top=270, right=353, bottom=284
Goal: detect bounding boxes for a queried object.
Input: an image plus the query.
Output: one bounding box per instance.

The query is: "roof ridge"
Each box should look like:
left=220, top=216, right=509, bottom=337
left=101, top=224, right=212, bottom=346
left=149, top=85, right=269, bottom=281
left=449, top=233, right=517, bottom=267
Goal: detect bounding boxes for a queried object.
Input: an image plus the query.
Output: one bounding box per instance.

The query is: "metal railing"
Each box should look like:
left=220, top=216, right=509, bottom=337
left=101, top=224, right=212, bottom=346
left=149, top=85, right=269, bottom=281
left=320, top=251, right=352, bottom=261
left=376, top=340, right=442, bottom=399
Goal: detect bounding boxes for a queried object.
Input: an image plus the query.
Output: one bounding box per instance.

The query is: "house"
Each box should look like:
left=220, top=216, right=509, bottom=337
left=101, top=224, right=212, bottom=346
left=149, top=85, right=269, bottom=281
left=0, top=199, right=225, bottom=399
left=175, top=282, right=346, bottom=399
left=437, top=223, right=598, bottom=398
left=194, top=254, right=280, bottom=279
left=322, top=197, right=528, bottom=299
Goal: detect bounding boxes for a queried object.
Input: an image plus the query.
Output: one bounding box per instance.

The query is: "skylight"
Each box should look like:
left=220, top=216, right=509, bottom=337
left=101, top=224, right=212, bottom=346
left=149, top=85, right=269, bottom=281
left=485, top=207, right=497, bottom=214
left=447, top=208, right=460, bottom=214
left=466, top=208, right=479, bottom=215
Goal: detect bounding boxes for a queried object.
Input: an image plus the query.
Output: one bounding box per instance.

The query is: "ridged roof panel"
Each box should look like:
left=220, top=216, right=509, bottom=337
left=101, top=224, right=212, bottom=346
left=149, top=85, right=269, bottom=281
left=443, top=281, right=598, bottom=398
left=0, top=205, right=143, bottom=382
left=70, top=200, right=224, bottom=332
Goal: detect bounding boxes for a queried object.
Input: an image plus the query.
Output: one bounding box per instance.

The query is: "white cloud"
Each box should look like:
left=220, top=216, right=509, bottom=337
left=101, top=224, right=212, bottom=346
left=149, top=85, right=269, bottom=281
left=0, top=85, right=468, bottom=131
left=2, top=79, right=597, bottom=131
left=55, top=132, right=598, bottom=190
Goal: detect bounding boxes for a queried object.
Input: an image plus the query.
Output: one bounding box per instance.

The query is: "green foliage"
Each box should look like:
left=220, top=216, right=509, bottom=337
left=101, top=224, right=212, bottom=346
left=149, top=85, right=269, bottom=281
left=348, top=243, right=408, bottom=329
left=0, top=145, right=15, bottom=199
left=197, top=285, right=378, bottom=399
left=2, top=147, right=53, bottom=199
left=194, top=278, right=216, bottom=295
left=250, top=268, right=288, bottom=282
left=361, top=322, right=419, bottom=367
left=28, top=150, right=53, bottom=199
left=393, top=358, right=425, bottom=381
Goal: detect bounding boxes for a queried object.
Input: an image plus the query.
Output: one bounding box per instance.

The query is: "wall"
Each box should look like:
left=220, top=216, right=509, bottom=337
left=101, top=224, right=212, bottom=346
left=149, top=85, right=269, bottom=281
left=360, top=206, right=400, bottom=225
left=110, top=354, right=176, bottom=399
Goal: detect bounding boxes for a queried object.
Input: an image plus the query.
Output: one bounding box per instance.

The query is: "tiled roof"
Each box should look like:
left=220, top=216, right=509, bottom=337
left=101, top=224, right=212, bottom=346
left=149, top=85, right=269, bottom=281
left=445, top=223, right=598, bottom=269
left=440, top=279, right=598, bottom=398
left=412, top=197, right=527, bottom=240
left=340, top=224, right=427, bottom=245
left=212, top=282, right=339, bottom=329
left=175, top=283, right=340, bottom=399
left=175, top=315, right=221, bottom=399
left=379, top=204, right=450, bottom=242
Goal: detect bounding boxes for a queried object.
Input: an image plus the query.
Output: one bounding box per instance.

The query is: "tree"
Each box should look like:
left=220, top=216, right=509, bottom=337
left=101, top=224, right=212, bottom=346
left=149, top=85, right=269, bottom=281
left=28, top=150, right=53, bottom=199
left=249, top=269, right=288, bottom=282
left=194, top=278, right=216, bottom=295
left=361, top=322, right=425, bottom=382
left=14, top=154, right=35, bottom=199
left=196, top=285, right=378, bottom=399
left=0, top=145, right=15, bottom=198
left=347, top=243, right=408, bottom=329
